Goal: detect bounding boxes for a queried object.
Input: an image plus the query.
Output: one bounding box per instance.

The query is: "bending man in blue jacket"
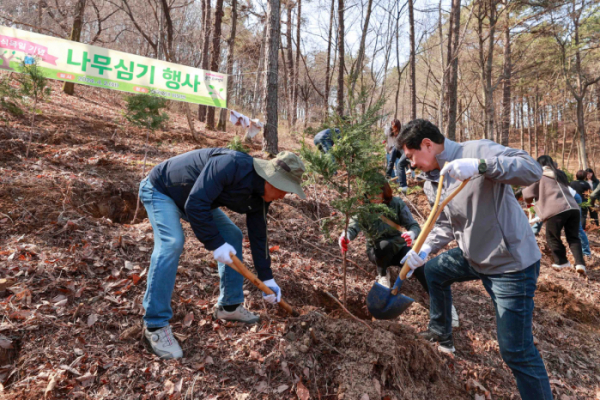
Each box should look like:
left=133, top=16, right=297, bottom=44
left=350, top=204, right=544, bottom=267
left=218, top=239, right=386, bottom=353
left=139, top=149, right=306, bottom=359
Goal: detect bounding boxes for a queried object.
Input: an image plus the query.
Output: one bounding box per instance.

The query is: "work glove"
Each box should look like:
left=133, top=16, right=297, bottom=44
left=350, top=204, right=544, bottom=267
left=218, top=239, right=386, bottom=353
left=262, top=279, right=281, bottom=304
left=213, top=243, right=236, bottom=265
left=401, top=232, right=416, bottom=247
left=338, top=233, right=350, bottom=253
left=440, top=158, right=479, bottom=181
left=400, top=244, right=432, bottom=278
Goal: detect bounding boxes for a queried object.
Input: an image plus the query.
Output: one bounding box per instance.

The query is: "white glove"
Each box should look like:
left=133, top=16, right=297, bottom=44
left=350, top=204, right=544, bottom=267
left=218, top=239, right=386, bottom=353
left=400, top=244, right=432, bottom=278
left=262, top=279, right=281, bottom=304
left=440, top=158, right=479, bottom=181
left=213, top=243, right=236, bottom=265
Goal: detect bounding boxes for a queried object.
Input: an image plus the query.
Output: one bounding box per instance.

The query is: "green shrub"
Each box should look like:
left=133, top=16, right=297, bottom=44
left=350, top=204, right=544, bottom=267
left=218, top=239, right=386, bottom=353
left=227, top=136, right=250, bottom=153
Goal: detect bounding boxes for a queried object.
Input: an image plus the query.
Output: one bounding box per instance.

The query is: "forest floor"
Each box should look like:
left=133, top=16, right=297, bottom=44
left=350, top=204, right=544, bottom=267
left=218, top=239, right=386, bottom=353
left=1, top=83, right=600, bottom=400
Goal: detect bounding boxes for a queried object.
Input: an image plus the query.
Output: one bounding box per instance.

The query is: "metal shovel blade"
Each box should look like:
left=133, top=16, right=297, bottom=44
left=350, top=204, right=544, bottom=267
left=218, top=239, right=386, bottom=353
left=367, top=278, right=414, bottom=320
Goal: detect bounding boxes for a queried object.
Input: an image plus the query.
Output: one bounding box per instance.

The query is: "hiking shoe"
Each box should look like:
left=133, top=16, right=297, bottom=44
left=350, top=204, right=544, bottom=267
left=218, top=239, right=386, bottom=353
left=575, top=264, right=587, bottom=275
left=376, top=270, right=392, bottom=288
left=144, top=325, right=183, bottom=360
left=419, top=330, right=455, bottom=354
left=451, top=305, right=460, bottom=328
left=551, top=262, right=571, bottom=271
left=214, top=304, right=260, bottom=324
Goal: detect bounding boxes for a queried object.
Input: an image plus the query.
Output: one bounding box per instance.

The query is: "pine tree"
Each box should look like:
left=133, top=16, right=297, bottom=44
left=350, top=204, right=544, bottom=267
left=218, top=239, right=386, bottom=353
left=14, top=57, right=51, bottom=158
left=301, top=100, right=390, bottom=305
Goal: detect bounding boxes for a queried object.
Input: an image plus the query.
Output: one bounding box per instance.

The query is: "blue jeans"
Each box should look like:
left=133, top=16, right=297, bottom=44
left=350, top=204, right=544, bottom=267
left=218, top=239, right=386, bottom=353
left=579, top=224, right=591, bottom=256
left=574, top=194, right=591, bottom=256
left=386, top=153, right=397, bottom=178
left=424, top=248, right=553, bottom=400
left=139, top=179, right=244, bottom=328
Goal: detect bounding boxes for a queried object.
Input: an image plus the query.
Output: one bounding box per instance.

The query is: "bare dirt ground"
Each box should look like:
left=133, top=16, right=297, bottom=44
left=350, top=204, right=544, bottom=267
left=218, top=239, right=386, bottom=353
left=1, top=83, right=599, bottom=399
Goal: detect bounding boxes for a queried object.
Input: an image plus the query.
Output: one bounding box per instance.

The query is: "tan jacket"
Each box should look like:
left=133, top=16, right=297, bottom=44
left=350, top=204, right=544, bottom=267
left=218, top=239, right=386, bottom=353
left=522, top=167, right=579, bottom=222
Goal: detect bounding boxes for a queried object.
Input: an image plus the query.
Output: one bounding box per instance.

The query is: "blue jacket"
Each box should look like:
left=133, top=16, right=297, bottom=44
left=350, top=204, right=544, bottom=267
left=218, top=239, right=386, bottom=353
left=148, top=148, right=273, bottom=280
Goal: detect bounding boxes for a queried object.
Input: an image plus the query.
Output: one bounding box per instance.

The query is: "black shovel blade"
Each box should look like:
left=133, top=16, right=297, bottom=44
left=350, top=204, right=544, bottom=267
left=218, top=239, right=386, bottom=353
left=367, top=281, right=414, bottom=320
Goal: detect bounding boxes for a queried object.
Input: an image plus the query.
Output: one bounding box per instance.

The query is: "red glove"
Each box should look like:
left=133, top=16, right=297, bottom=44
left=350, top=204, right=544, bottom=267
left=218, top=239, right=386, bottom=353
left=401, top=232, right=416, bottom=247
left=338, top=234, right=350, bottom=253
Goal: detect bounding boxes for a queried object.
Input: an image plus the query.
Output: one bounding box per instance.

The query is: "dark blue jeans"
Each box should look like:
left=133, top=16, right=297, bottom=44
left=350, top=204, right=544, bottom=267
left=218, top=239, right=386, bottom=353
left=424, top=248, right=553, bottom=400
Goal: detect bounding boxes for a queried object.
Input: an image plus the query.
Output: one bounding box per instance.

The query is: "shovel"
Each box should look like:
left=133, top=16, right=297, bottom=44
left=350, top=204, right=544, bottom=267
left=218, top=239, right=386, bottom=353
left=367, top=175, right=470, bottom=320
left=226, top=253, right=299, bottom=317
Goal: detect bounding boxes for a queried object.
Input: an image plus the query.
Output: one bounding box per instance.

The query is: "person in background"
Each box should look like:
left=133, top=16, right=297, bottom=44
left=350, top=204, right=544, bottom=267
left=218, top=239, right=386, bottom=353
left=385, top=120, right=414, bottom=193
left=585, top=168, right=599, bottom=227
left=384, top=120, right=400, bottom=179
left=313, top=127, right=341, bottom=154
left=570, top=170, right=592, bottom=229
left=571, top=188, right=592, bottom=258
left=523, top=155, right=586, bottom=275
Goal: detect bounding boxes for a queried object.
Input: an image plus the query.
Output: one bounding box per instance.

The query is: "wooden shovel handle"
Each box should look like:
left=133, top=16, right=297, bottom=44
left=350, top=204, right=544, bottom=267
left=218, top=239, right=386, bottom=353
left=396, top=176, right=471, bottom=286
left=227, top=254, right=299, bottom=317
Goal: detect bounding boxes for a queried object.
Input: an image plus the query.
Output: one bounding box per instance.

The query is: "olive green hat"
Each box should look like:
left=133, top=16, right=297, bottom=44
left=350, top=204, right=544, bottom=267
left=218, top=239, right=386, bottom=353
left=253, top=151, right=306, bottom=199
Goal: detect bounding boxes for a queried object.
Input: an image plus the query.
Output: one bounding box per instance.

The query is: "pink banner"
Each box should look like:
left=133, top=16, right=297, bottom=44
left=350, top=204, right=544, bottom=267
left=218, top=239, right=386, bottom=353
left=0, top=35, right=59, bottom=65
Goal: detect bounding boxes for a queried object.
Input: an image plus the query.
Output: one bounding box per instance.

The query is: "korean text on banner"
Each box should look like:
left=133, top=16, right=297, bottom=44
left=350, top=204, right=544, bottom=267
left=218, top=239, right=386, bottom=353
left=0, top=25, right=227, bottom=108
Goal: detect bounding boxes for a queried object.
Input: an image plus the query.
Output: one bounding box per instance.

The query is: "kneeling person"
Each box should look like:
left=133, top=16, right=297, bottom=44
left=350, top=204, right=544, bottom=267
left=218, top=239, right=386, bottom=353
left=338, top=180, right=423, bottom=289
left=139, top=148, right=306, bottom=359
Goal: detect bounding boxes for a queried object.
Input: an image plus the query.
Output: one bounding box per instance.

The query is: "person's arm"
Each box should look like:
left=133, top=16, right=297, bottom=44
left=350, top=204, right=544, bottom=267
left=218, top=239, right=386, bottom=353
left=522, top=181, right=540, bottom=204
left=397, top=201, right=421, bottom=238
left=480, top=141, right=543, bottom=186
left=184, top=156, right=237, bottom=250
left=590, top=184, right=600, bottom=203
left=346, top=217, right=361, bottom=240
left=246, top=202, right=273, bottom=281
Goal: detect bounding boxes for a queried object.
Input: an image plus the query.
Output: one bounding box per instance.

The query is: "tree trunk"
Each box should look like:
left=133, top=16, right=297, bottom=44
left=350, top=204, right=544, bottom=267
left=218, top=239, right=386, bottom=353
left=349, top=0, right=374, bottom=97
left=576, top=96, right=588, bottom=169
left=198, top=0, right=212, bottom=122
left=520, top=93, right=525, bottom=150
left=324, top=0, right=335, bottom=117
left=500, top=7, right=511, bottom=147
left=250, top=25, right=268, bottom=120
left=534, top=93, right=538, bottom=159
left=205, top=0, right=224, bottom=131
left=292, top=0, right=302, bottom=127
left=394, top=3, right=401, bottom=119
left=336, top=0, right=345, bottom=116
left=262, top=0, right=281, bottom=155
left=286, top=2, right=295, bottom=128
left=63, top=0, right=87, bottom=95
left=408, top=0, right=416, bottom=120
left=217, top=0, right=237, bottom=131
left=445, top=0, right=461, bottom=140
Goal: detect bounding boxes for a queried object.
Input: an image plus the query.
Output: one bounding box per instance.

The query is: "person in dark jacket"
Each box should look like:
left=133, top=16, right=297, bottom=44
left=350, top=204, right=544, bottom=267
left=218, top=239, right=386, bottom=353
left=339, top=180, right=422, bottom=288
left=570, top=170, right=593, bottom=229
left=139, top=149, right=306, bottom=359
left=523, top=156, right=586, bottom=275
left=313, top=128, right=340, bottom=154
left=585, top=168, right=599, bottom=226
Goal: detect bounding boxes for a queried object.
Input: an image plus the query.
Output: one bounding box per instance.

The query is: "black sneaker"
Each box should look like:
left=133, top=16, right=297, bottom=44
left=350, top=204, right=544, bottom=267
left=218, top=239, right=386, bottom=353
left=419, top=329, right=455, bottom=354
